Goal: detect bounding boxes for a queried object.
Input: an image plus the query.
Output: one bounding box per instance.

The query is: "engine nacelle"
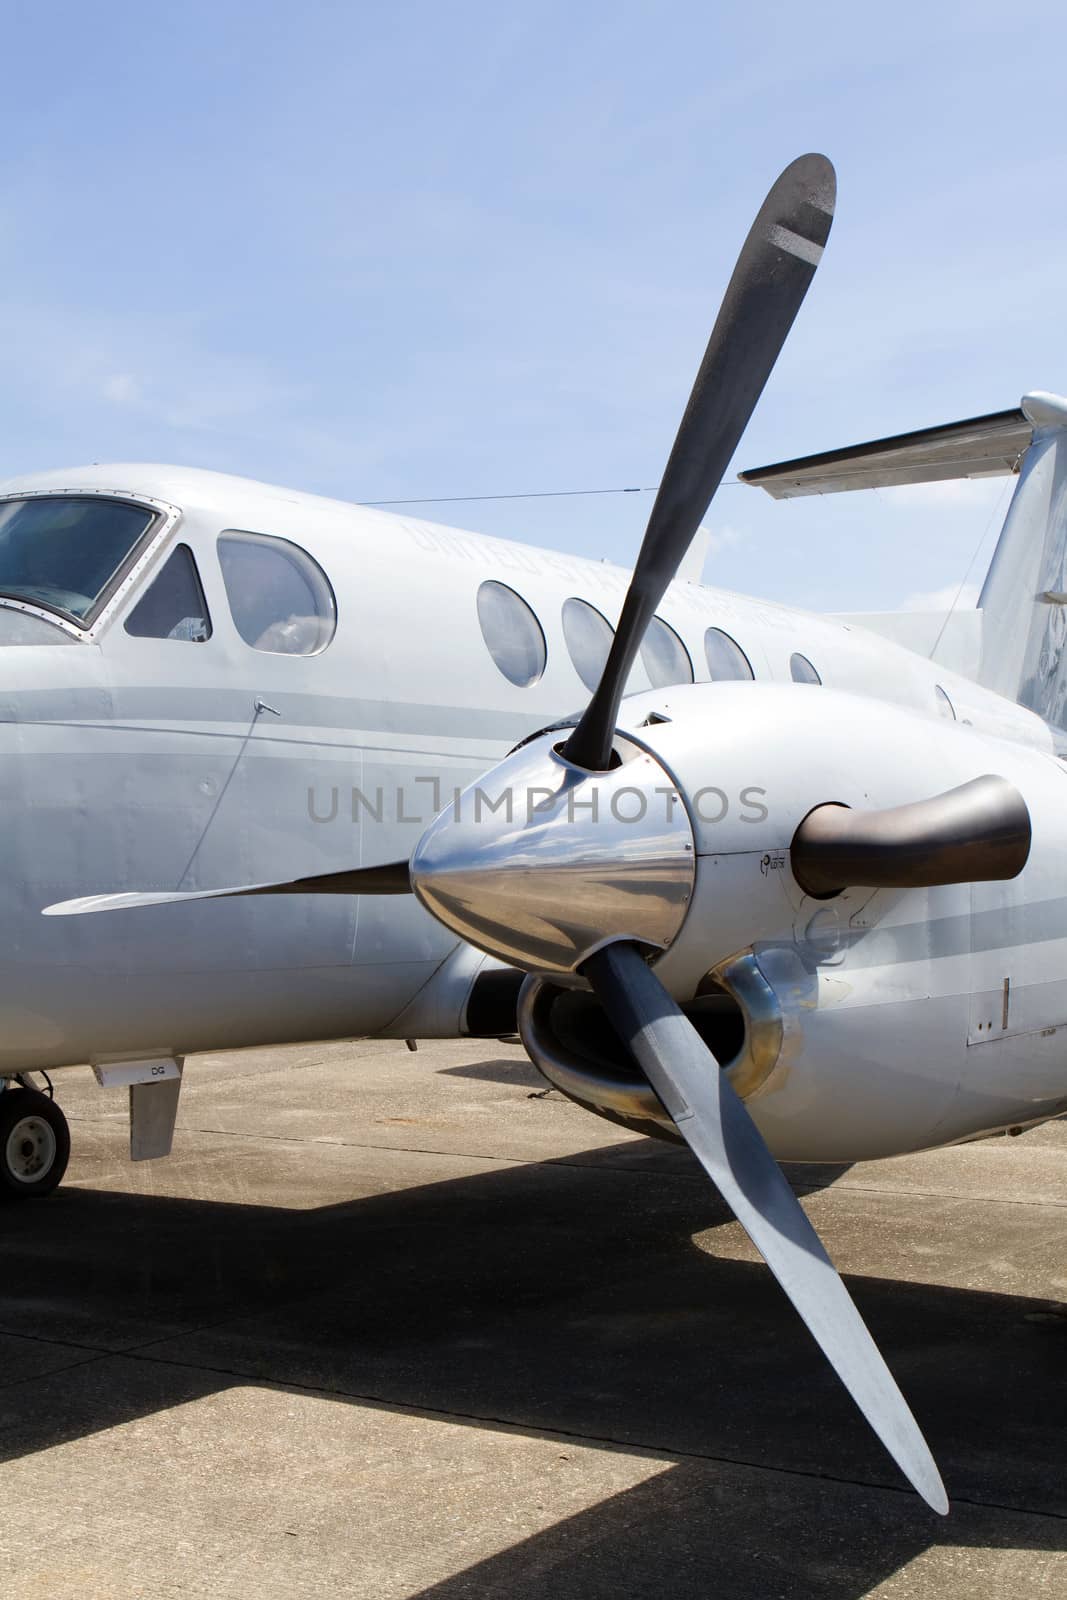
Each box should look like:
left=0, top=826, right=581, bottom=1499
left=413, top=681, right=1067, bottom=1161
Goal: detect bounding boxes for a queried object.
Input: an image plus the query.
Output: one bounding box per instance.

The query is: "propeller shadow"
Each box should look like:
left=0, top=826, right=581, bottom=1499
left=410, top=1455, right=1067, bottom=1600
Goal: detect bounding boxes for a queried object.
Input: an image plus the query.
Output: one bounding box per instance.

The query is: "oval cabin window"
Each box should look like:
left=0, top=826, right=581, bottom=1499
left=790, top=652, right=822, bottom=685
left=477, top=580, right=546, bottom=687
left=640, top=616, right=693, bottom=687
left=704, top=627, right=754, bottom=681
left=935, top=684, right=956, bottom=720
left=562, top=597, right=614, bottom=692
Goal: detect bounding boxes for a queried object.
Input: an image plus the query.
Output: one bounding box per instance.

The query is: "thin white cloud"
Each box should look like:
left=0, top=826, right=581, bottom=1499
left=0, top=298, right=399, bottom=488
left=0, top=300, right=302, bottom=433
left=102, top=372, right=140, bottom=405
left=704, top=522, right=747, bottom=556
left=875, top=477, right=1014, bottom=511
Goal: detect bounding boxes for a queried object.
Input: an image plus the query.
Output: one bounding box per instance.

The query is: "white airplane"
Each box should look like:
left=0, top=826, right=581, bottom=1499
left=3, top=154, right=1066, bottom=1514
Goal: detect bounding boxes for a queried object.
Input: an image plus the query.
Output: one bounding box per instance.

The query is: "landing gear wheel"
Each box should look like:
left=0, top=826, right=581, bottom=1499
left=0, top=1087, right=70, bottom=1199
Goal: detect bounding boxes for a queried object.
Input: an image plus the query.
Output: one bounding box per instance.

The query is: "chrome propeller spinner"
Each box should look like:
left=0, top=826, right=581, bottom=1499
left=409, top=734, right=696, bottom=975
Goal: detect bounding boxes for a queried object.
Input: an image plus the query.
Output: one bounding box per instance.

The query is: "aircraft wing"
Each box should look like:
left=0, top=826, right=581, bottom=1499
left=740, top=407, right=1030, bottom=498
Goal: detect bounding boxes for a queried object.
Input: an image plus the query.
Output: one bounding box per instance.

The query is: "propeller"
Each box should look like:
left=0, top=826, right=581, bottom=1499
left=562, top=152, right=835, bottom=772
left=39, top=154, right=958, bottom=1510
left=42, top=859, right=412, bottom=916
left=582, top=938, right=949, bottom=1514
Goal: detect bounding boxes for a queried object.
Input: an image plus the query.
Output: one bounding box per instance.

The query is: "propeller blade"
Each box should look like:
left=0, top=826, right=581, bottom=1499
left=42, top=859, right=412, bottom=916
left=581, top=939, right=948, bottom=1515
left=563, top=154, right=836, bottom=772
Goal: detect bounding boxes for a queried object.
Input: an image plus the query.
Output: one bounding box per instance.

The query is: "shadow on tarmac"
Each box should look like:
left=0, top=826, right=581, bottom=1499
left=437, top=1055, right=549, bottom=1087
left=1, top=1137, right=1064, bottom=1595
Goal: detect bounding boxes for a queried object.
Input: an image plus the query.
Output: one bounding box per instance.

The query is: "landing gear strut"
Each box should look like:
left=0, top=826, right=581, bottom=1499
left=0, top=1079, right=70, bottom=1199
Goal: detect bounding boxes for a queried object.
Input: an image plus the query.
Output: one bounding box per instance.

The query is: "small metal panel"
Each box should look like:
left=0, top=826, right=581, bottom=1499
left=968, top=982, right=1013, bottom=1047
left=411, top=733, right=695, bottom=974
left=965, top=974, right=1067, bottom=1053
left=93, top=1057, right=183, bottom=1088
left=968, top=878, right=1067, bottom=1048
left=129, top=1076, right=183, bottom=1161
left=92, top=1056, right=185, bottom=1162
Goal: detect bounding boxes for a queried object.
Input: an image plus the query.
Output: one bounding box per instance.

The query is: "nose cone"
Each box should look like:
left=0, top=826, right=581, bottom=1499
left=410, top=734, right=695, bottom=974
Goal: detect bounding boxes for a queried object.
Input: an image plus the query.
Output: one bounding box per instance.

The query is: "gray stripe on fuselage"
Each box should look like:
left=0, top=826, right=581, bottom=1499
left=1, top=687, right=543, bottom=743
left=841, top=896, right=1067, bottom=969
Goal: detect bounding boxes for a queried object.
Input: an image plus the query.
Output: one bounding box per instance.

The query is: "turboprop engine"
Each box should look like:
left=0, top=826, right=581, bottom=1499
left=51, top=153, right=1040, bottom=1514
left=409, top=683, right=1032, bottom=1152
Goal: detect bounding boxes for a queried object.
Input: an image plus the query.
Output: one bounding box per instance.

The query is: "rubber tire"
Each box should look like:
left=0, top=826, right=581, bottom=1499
left=0, top=1087, right=71, bottom=1200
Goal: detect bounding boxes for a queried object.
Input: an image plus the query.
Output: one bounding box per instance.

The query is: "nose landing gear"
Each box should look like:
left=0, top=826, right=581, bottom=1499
left=0, top=1079, right=70, bottom=1199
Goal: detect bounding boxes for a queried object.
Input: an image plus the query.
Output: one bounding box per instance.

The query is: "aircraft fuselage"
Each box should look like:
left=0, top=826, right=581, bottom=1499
left=1, top=461, right=1065, bottom=1162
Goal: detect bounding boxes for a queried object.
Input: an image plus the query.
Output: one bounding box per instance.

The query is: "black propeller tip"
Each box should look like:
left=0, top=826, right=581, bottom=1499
left=562, top=152, right=837, bottom=773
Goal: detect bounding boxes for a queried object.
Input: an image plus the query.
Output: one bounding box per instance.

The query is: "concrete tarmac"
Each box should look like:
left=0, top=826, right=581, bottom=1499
left=1, top=1037, right=1065, bottom=1598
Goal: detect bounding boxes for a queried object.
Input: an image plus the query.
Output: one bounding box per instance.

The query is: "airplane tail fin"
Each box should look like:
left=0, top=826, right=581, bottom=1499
left=976, top=394, right=1067, bottom=728
left=742, top=391, right=1067, bottom=731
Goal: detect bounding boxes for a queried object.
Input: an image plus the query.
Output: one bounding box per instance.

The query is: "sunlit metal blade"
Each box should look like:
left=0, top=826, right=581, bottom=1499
left=582, top=940, right=949, bottom=1515
left=42, top=860, right=412, bottom=916
left=564, top=153, right=835, bottom=771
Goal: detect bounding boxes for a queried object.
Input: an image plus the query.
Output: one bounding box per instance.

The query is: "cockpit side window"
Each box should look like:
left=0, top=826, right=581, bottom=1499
left=125, top=545, right=212, bottom=642
left=0, top=495, right=157, bottom=626
left=217, top=531, right=336, bottom=655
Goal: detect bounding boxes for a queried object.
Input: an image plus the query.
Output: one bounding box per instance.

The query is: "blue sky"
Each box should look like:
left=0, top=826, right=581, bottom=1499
left=2, top=1, right=1064, bottom=611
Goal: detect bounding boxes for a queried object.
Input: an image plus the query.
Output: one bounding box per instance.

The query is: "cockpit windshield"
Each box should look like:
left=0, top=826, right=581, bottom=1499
left=0, top=496, right=158, bottom=625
